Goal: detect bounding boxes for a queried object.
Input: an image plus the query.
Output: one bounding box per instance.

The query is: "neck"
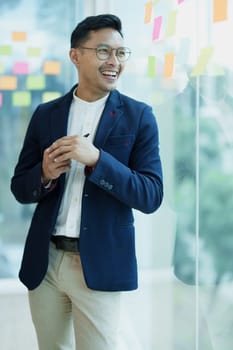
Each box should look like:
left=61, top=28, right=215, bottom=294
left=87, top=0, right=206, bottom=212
left=75, top=87, right=109, bottom=102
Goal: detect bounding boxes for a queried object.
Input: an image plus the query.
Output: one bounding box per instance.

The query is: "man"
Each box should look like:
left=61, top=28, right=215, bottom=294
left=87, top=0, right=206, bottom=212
left=11, top=14, right=163, bottom=350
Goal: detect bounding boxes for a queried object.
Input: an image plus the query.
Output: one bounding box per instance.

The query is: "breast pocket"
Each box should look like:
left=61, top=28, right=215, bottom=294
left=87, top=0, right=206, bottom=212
left=104, top=135, right=135, bottom=164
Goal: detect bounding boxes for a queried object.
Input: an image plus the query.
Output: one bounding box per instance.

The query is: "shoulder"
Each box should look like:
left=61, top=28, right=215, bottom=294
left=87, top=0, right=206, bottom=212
left=113, top=90, right=151, bottom=111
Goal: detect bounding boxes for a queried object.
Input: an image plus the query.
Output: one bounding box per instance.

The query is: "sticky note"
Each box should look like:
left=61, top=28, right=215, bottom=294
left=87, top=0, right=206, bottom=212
left=213, top=0, right=228, bottom=22
left=144, top=2, right=153, bottom=24
left=13, top=92, right=31, bottom=107
left=0, top=63, right=4, bottom=73
left=26, top=76, right=46, bottom=90
left=43, top=61, right=61, bottom=75
left=0, top=93, right=3, bottom=107
left=12, top=31, right=27, bottom=42
left=0, top=45, right=12, bottom=55
left=148, top=56, right=156, bottom=78
left=42, top=92, right=62, bottom=103
left=191, top=47, right=214, bottom=77
left=164, top=53, right=175, bottom=78
left=177, top=0, right=184, bottom=3
left=166, top=11, right=177, bottom=37
left=153, top=16, right=162, bottom=41
left=13, top=62, right=29, bottom=74
left=27, top=47, right=42, bottom=57
left=0, top=76, right=17, bottom=90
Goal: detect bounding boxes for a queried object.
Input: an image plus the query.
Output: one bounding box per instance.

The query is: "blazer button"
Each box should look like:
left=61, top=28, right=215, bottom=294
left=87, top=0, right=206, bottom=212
left=32, top=190, right=37, bottom=197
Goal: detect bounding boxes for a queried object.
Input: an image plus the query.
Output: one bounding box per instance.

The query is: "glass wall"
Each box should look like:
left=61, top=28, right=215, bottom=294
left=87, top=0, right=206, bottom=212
left=0, top=0, right=82, bottom=277
left=0, top=0, right=232, bottom=349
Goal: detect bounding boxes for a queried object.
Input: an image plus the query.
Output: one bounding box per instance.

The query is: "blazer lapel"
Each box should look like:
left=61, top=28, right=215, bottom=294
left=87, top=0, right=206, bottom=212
left=94, top=90, right=123, bottom=148
left=50, top=88, right=74, bottom=142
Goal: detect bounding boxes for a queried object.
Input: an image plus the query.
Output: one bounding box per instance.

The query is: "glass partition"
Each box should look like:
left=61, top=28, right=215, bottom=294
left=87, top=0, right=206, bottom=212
left=0, top=0, right=82, bottom=277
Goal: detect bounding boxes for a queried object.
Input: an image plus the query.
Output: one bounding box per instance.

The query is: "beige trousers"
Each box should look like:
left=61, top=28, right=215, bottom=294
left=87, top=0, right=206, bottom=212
left=28, top=242, right=122, bottom=350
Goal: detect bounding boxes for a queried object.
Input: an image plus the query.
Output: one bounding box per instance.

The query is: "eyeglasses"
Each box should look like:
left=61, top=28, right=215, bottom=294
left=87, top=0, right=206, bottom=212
left=78, top=45, right=131, bottom=62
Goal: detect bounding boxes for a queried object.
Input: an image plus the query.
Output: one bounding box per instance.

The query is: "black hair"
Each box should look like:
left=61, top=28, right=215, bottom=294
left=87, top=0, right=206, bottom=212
left=70, top=14, right=123, bottom=48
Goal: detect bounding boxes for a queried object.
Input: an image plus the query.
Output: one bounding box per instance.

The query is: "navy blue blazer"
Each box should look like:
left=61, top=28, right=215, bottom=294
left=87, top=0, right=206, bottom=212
left=11, top=86, right=163, bottom=291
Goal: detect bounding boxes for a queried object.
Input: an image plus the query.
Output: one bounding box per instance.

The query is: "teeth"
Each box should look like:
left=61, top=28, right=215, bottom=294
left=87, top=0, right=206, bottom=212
left=102, top=71, right=117, bottom=77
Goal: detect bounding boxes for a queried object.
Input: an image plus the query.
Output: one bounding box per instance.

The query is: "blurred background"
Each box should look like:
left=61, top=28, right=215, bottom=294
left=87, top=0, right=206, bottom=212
left=0, top=0, right=232, bottom=349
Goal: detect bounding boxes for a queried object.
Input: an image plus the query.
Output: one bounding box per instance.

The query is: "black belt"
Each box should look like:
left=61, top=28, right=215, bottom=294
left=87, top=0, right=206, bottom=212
left=51, top=235, right=80, bottom=253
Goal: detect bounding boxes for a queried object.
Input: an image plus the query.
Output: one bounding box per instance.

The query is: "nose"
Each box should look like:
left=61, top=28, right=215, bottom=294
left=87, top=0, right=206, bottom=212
left=106, top=49, right=119, bottom=64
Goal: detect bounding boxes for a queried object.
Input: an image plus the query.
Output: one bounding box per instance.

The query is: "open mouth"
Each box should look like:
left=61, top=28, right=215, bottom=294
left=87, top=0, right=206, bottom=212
left=101, top=70, right=118, bottom=79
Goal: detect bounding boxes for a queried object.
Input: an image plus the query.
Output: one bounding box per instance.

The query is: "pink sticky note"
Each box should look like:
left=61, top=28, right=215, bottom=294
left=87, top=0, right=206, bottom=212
left=178, top=0, right=184, bottom=3
left=153, top=16, right=162, bottom=41
left=13, top=62, right=29, bottom=74
left=0, top=93, right=3, bottom=107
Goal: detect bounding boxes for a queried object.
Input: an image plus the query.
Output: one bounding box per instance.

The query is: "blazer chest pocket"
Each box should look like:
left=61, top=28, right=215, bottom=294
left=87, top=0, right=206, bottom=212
left=106, top=134, right=135, bottom=149
left=103, top=134, right=135, bottom=164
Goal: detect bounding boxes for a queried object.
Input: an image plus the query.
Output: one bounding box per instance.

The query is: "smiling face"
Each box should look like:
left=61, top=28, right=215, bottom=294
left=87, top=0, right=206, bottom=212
left=69, top=28, right=126, bottom=102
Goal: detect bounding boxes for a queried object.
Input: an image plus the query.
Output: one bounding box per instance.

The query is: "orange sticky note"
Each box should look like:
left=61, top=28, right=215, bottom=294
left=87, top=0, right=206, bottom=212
left=213, top=0, right=227, bottom=22
left=12, top=31, right=27, bottom=42
left=144, top=2, right=153, bottom=24
left=43, top=61, right=61, bottom=75
left=0, top=76, right=17, bottom=90
left=164, top=53, right=175, bottom=78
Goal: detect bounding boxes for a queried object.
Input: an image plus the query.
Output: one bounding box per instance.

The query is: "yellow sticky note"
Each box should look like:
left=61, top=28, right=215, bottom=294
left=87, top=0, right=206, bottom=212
left=42, top=92, right=62, bottom=103
left=191, top=47, right=214, bottom=77
left=166, top=11, right=177, bottom=37
left=43, top=61, right=61, bottom=75
left=213, top=0, right=228, bottom=22
left=12, top=31, right=27, bottom=42
left=0, top=45, right=12, bottom=55
left=27, top=47, right=42, bottom=57
left=26, top=76, right=46, bottom=90
left=164, top=53, right=175, bottom=78
left=148, top=56, right=156, bottom=78
left=144, top=2, right=153, bottom=24
left=0, top=76, right=17, bottom=90
left=13, top=91, right=31, bottom=107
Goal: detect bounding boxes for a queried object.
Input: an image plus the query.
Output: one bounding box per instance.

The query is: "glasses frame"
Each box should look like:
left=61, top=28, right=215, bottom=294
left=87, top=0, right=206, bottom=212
left=78, top=44, right=131, bottom=62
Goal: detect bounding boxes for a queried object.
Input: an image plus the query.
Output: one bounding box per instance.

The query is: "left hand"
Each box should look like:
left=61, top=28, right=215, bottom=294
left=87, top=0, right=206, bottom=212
left=47, top=135, right=100, bottom=167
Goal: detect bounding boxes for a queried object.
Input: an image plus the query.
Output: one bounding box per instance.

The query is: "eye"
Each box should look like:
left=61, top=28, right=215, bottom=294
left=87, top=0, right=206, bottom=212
left=97, top=46, right=110, bottom=55
left=117, top=48, right=127, bottom=58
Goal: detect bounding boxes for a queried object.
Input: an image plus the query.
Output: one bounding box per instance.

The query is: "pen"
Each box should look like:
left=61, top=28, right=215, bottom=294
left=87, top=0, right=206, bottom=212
left=83, top=133, right=90, bottom=137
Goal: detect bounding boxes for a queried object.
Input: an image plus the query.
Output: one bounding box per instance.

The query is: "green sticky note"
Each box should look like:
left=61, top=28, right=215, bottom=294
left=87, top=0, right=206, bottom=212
left=13, top=91, right=31, bottom=106
left=42, top=92, right=62, bottom=103
left=26, top=76, right=46, bottom=90
left=148, top=56, right=156, bottom=78
left=166, top=11, right=177, bottom=37
left=191, top=47, right=214, bottom=77
left=27, top=47, right=42, bottom=57
left=0, top=45, right=12, bottom=55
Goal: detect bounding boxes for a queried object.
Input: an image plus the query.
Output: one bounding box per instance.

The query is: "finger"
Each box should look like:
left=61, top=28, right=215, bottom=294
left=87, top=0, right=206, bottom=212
left=51, top=136, right=77, bottom=149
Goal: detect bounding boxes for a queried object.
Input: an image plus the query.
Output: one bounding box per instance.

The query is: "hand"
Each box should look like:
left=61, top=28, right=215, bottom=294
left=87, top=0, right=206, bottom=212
left=42, top=135, right=99, bottom=181
left=42, top=142, right=71, bottom=182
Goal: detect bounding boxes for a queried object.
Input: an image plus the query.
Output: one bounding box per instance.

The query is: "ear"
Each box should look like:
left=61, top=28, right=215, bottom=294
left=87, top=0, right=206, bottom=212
left=69, top=48, right=80, bottom=65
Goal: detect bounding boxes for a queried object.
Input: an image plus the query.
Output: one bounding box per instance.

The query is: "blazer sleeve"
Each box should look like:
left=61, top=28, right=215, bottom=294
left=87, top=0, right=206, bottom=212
left=11, top=107, right=55, bottom=204
left=87, top=105, right=163, bottom=214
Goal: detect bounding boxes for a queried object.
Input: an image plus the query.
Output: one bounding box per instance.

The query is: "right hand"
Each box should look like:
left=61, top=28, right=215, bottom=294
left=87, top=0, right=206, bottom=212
left=41, top=144, right=71, bottom=183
